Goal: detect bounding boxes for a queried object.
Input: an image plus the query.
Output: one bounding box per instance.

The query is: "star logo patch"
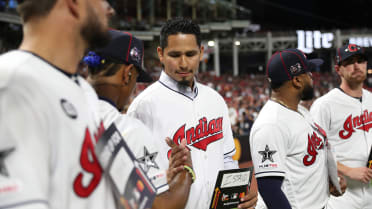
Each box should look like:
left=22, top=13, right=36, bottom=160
left=137, top=147, right=159, bottom=173
left=258, top=145, right=277, bottom=163
left=0, top=148, right=15, bottom=177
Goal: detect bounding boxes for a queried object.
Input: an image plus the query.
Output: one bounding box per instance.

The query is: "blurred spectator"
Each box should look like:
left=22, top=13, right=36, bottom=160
left=0, top=0, right=6, bottom=11
left=6, top=0, right=17, bottom=12
left=128, top=70, right=349, bottom=137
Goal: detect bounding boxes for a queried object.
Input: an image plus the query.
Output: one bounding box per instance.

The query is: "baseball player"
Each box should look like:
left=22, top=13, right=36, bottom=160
left=127, top=17, right=258, bottom=209
left=250, top=49, right=342, bottom=209
left=311, top=44, right=372, bottom=209
left=0, top=0, right=119, bottom=209
left=84, top=29, right=194, bottom=209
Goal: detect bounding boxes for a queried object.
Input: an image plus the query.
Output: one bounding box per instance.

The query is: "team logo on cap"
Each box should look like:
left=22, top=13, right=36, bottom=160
left=346, top=44, right=360, bottom=52
left=60, top=99, right=78, bottom=119
left=130, top=47, right=141, bottom=63
left=289, top=63, right=303, bottom=74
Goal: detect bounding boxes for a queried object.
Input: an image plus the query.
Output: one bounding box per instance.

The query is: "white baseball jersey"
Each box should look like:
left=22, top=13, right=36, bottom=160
left=0, top=51, right=116, bottom=209
left=311, top=88, right=372, bottom=209
left=250, top=100, right=329, bottom=209
left=98, top=99, right=169, bottom=194
left=127, top=71, right=238, bottom=209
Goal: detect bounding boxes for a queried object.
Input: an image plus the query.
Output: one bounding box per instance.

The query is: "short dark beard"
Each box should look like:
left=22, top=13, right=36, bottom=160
left=178, top=79, right=192, bottom=87
left=80, top=5, right=110, bottom=50
left=301, top=84, right=314, bottom=101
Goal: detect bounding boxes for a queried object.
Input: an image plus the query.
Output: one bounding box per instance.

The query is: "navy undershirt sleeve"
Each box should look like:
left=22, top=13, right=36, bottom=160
left=257, top=176, right=292, bottom=209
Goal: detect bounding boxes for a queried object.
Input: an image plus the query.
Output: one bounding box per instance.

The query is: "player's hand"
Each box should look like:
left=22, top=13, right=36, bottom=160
left=237, top=190, right=257, bottom=209
left=344, top=167, right=372, bottom=184
left=329, top=174, right=347, bottom=196
left=165, top=137, right=192, bottom=183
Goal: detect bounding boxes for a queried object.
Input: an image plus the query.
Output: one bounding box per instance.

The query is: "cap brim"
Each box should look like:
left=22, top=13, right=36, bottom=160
left=137, top=67, right=153, bottom=83
left=308, top=58, right=324, bottom=66
left=308, top=58, right=324, bottom=71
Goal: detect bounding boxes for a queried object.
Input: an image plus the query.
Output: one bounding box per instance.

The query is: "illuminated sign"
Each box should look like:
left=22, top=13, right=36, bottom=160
left=297, top=30, right=334, bottom=53
left=297, top=30, right=372, bottom=53
left=349, top=37, right=372, bottom=48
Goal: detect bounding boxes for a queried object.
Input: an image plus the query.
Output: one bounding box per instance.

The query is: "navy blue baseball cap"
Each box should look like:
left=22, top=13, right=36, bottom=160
left=335, top=44, right=367, bottom=65
left=266, top=48, right=324, bottom=84
left=94, top=30, right=153, bottom=82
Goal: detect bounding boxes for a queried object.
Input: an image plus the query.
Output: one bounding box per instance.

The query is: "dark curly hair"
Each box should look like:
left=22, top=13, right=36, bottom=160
left=159, top=17, right=201, bottom=49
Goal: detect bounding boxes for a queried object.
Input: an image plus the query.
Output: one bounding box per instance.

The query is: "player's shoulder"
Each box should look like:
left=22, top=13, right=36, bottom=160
left=312, top=88, right=340, bottom=106
left=196, top=81, right=226, bottom=101
left=252, top=101, right=283, bottom=127
left=129, top=81, right=166, bottom=112
left=116, top=114, right=147, bottom=130
left=98, top=99, right=121, bottom=128
left=114, top=114, right=153, bottom=141
left=362, top=88, right=372, bottom=97
left=0, top=50, right=35, bottom=89
left=134, top=81, right=162, bottom=101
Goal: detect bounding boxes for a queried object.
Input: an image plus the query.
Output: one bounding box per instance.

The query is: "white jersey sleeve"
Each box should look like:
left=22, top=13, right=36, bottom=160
left=0, top=66, right=50, bottom=208
left=127, top=97, right=154, bottom=131
left=250, top=124, right=287, bottom=178
left=114, top=115, right=169, bottom=194
left=310, top=98, right=331, bottom=132
left=221, top=101, right=238, bottom=170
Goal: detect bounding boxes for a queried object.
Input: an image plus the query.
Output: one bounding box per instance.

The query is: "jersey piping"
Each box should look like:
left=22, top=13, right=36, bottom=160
left=0, top=199, right=48, bottom=209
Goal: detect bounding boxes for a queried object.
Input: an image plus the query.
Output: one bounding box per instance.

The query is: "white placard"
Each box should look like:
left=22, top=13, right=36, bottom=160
left=220, top=171, right=251, bottom=188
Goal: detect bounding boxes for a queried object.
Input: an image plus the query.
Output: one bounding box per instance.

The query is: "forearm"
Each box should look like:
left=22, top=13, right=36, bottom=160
left=257, top=177, right=291, bottom=209
left=337, top=162, right=350, bottom=177
left=151, top=171, right=192, bottom=209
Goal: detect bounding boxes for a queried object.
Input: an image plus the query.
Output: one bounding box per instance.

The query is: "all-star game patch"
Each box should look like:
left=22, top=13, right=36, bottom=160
left=137, top=147, right=159, bottom=173
left=258, top=145, right=278, bottom=169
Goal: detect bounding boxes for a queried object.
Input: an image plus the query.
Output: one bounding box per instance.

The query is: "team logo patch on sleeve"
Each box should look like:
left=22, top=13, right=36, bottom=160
left=137, top=147, right=159, bottom=173
left=258, top=145, right=277, bottom=163
left=60, top=99, right=78, bottom=119
left=257, top=145, right=278, bottom=169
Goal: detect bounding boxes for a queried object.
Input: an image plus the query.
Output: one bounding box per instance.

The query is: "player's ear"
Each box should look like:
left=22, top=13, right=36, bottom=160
left=291, top=75, right=303, bottom=89
left=334, top=65, right=342, bottom=76
left=65, top=0, right=79, bottom=18
left=157, top=47, right=164, bottom=63
left=199, top=44, right=204, bottom=62
left=122, top=64, right=134, bottom=85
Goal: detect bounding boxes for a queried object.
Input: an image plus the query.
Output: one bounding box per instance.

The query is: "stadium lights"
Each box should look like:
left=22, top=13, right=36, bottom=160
left=235, top=41, right=241, bottom=46
left=208, top=40, right=215, bottom=47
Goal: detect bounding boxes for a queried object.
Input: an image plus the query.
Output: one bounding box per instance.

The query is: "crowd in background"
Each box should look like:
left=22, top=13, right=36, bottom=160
left=129, top=69, right=358, bottom=137
left=0, top=0, right=17, bottom=12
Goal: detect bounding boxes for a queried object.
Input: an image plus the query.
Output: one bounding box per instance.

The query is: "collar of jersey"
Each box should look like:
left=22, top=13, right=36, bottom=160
left=158, top=71, right=198, bottom=100
left=19, top=50, right=79, bottom=79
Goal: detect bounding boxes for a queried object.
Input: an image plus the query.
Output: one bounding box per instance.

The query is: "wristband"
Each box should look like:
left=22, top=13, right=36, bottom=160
left=183, top=165, right=196, bottom=183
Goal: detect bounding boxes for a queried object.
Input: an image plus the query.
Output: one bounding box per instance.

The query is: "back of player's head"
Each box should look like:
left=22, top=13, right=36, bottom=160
left=17, top=0, right=58, bottom=23
left=266, top=48, right=323, bottom=90
left=160, top=17, right=201, bottom=49
left=84, top=29, right=152, bottom=82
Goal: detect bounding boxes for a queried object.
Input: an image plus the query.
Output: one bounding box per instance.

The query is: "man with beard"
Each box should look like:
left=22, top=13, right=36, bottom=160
left=250, top=49, right=344, bottom=209
left=84, top=30, right=193, bottom=209
left=0, top=0, right=118, bottom=209
left=127, top=18, right=258, bottom=209
left=311, top=44, right=372, bottom=209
